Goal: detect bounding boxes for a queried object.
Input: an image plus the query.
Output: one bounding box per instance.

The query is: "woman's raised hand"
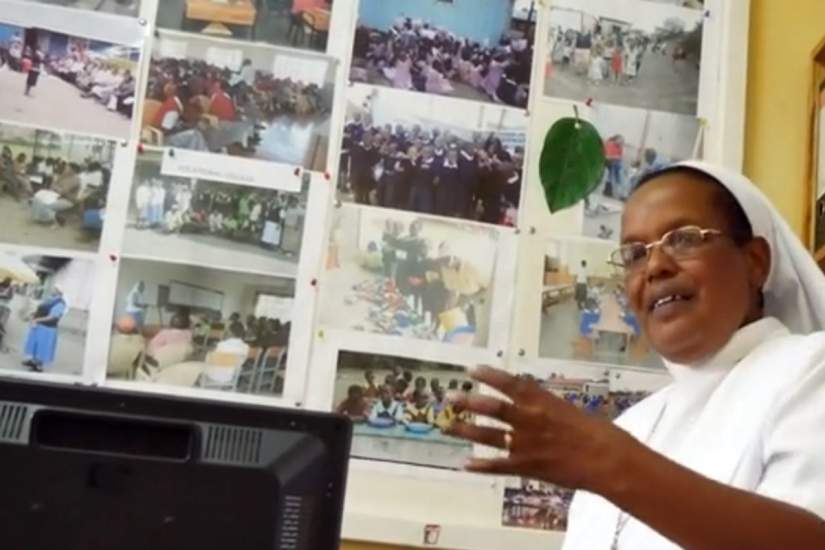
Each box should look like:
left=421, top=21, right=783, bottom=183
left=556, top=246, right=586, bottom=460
left=445, top=366, right=635, bottom=493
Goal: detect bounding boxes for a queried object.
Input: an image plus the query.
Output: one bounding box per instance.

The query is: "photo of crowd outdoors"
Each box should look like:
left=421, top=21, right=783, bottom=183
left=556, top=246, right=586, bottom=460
left=349, top=0, right=537, bottom=108
left=502, top=366, right=652, bottom=531
left=0, top=251, right=95, bottom=376
left=0, top=22, right=139, bottom=139
left=0, top=121, right=115, bottom=251
left=20, top=0, right=141, bottom=17
left=156, top=0, right=332, bottom=52
left=340, top=85, right=526, bottom=227
left=123, top=149, right=307, bottom=277
left=538, top=237, right=662, bottom=369
left=334, top=350, right=475, bottom=469
left=108, top=258, right=296, bottom=398
left=321, top=206, right=499, bottom=347
left=584, top=104, right=700, bottom=241
left=142, top=31, right=334, bottom=170
left=544, top=0, right=703, bottom=115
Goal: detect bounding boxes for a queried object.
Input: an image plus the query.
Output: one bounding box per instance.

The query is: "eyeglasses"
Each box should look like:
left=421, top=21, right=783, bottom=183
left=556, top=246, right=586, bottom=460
left=609, top=226, right=725, bottom=272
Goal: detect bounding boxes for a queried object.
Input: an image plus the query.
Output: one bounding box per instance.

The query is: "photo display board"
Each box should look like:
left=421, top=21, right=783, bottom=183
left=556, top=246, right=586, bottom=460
left=0, top=0, right=747, bottom=548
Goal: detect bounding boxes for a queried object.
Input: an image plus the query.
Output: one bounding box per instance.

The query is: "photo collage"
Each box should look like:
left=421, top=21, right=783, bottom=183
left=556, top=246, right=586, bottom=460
left=0, top=0, right=705, bottom=542
left=0, top=0, right=331, bottom=401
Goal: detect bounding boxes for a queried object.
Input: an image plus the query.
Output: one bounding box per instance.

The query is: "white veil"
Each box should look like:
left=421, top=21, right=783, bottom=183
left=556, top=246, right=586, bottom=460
left=675, top=160, right=825, bottom=334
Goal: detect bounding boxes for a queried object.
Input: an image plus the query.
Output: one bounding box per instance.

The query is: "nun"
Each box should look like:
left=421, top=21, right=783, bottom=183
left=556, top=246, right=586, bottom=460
left=447, top=161, right=825, bottom=548
left=23, top=285, right=68, bottom=373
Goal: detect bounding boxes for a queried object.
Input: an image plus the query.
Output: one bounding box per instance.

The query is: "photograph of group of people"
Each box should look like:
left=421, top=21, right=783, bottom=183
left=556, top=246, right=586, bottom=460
left=334, top=350, right=475, bottom=469
left=142, top=31, right=334, bottom=170
left=340, top=84, right=526, bottom=227
left=156, top=0, right=331, bottom=52
left=0, top=22, right=139, bottom=139
left=502, top=364, right=654, bottom=531
left=545, top=0, right=703, bottom=116
left=22, top=0, right=141, bottom=17
left=350, top=0, right=536, bottom=109
left=123, top=150, right=307, bottom=277
left=584, top=104, right=699, bottom=241
left=0, top=250, right=95, bottom=376
left=108, top=258, right=296, bottom=397
left=538, top=237, right=662, bottom=369
left=321, top=206, right=499, bottom=348
left=0, top=121, right=114, bottom=252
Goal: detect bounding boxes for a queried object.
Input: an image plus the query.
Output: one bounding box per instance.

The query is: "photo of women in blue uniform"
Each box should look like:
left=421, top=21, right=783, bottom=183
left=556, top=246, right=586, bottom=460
left=22, top=286, right=66, bottom=372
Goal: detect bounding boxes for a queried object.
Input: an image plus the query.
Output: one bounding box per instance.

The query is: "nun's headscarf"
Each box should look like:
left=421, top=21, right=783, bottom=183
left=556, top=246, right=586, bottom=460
left=655, top=161, right=825, bottom=334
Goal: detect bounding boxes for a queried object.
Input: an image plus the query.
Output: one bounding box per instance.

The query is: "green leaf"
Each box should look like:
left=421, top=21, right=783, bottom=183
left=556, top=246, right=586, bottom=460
left=539, top=117, right=606, bottom=213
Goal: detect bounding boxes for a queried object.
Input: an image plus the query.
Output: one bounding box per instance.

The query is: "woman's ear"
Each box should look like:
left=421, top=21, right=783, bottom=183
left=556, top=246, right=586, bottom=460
left=745, top=237, right=772, bottom=294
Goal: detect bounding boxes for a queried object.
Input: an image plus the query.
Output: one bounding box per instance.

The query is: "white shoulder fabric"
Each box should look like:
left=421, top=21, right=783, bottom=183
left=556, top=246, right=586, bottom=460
left=672, top=161, right=825, bottom=334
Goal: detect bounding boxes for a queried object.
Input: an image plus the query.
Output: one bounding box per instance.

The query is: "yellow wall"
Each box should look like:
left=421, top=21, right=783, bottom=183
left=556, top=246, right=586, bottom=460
left=340, top=5, right=825, bottom=550
left=744, top=0, right=825, bottom=239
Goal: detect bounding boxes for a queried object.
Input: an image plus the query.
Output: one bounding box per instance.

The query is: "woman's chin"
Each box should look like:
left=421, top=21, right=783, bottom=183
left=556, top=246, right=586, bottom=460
left=646, top=315, right=707, bottom=363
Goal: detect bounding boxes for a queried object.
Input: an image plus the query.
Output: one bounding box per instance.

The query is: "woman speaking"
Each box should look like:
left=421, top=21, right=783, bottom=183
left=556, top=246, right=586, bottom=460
left=447, top=161, right=825, bottom=548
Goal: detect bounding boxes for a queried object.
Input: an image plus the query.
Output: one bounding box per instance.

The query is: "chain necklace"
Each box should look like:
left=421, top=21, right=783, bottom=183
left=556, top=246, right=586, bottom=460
left=609, top=400, right=668, bottom=550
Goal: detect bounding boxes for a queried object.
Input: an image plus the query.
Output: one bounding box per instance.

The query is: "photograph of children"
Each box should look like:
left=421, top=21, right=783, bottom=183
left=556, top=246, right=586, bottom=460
left=141, top=31, right=334, bottom=171
left=122, top=149, right=308, bottom=277
left=20, top=0, right=141, bottom=17
left=339, top=85, right=526, bottom=227
left=321, top=206, right=500, bottom=347
left=0, top=122, right=115, bottom=251
left=539, top=237, right=662, bottom=369
left=156, top=0, right=331, bottom=52
left=334, top=350, right=476, bottom=469
left=0, top=250, right=95, bottom=376
left=350, top=0, right=537, bottom=108
left=544, top=0, right=704, bottom=115
left=584, top=104, right=700, bottom=241
left=502, top=366, right=653, bottom=531
left=0, top=22, right=139, bottom=139
left=108, top=258, right=296, bottom=397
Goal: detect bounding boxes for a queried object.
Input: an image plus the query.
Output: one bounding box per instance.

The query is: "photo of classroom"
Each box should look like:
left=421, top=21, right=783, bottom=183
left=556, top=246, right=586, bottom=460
left=21, top=0, right=141, bottom=17
left=0, top=122, right=114, bottom=252
left=123, top=149, right=307, bottom=277
left=334, top=350, right=474, bottom=469
left=108, top=258, right=296, bottom=397
left=156, top=0, right=331, bottom=52
left=545, top=0, right=703, bottom=115
left=584, top=103, right=699, bottom=241
left=0, top=22, right=139, bottom=139
left=340, top=84, right=526, bottom=227
left=350, top=0, right=536, bottom=108
left=538, top=237, right=662, bottom=369
left=320, top=205, right=499, bottom=347
left=0, top=251, right=95, bottom=376
left=142, top=30, right=334, bottom=170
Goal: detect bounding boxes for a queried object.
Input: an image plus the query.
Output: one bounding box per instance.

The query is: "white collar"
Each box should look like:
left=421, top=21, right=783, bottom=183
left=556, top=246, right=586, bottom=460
left=663, top=317, right=789, bottom=385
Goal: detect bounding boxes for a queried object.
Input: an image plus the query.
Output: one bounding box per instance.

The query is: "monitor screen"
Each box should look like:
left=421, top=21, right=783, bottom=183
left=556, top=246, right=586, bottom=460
left=0, top=379, right=351, bottom=550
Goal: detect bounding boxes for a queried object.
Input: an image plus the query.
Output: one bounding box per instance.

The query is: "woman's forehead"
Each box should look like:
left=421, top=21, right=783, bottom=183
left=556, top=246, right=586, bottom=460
left=621, top=174, right=730, bottom=240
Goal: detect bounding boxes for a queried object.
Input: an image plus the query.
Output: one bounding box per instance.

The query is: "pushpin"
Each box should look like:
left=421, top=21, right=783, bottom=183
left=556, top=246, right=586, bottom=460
left=585, top=97, right=593, bottom=107
left=294, top=167, right=301, bottom=177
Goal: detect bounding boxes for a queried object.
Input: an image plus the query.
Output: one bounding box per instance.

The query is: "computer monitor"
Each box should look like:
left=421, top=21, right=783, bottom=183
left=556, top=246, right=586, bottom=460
left=0, top=379, right=351, bottom=550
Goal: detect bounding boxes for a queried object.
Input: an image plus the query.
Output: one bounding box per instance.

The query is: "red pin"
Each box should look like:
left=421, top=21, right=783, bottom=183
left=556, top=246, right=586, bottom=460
left=585, top=97, right=593, bottom=107
left=310, top=278, right=318, bottom=287
left=324, top=171, right=331, bottom=181
left=108, top=254, right=118, bottom=262
left=137, top=143, right=145, bottom=154
left=294, top=167, right=301, bottom=177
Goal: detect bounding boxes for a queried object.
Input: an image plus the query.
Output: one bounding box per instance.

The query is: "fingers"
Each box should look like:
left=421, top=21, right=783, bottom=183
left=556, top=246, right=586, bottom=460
left=463, top=457, right=520, bottom=475
left=448, top=391, right=519, bottom=424
left=469, top=365, right=545, bottom=402
left=445, top=420, right=510, bottom=450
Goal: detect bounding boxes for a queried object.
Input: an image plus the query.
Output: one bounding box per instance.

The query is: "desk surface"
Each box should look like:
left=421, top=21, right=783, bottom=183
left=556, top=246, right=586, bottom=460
left=186, top=0, right=256, bottom=25
left=302, top=7, right=331, bottom=32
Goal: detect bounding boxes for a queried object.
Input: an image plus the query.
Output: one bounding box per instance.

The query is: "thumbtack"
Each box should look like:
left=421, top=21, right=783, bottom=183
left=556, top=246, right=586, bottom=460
left=585, top=97, right=593, bottom=107
left=294, top=167, right=301, bottom=177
